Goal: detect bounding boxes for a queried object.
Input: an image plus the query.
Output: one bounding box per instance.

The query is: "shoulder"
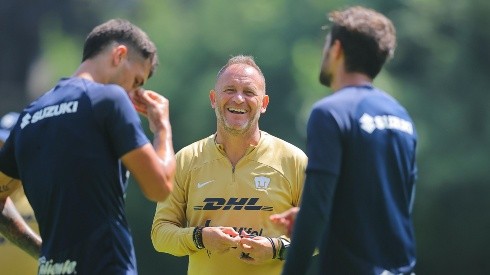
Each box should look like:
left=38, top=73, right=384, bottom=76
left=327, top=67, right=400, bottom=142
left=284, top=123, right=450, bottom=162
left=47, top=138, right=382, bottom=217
left=251, top=132, right=307, bottom=181
left=256, top=132, right=307, bottom=172
left=47, top=78, right=130, bottom=111
left=177, top=135, right=214, bottom=155
left=80, top=80, right=128, bottom=104
left=262, top=132, right=306, bottom=159
left=309, top=86, right=390, bottom=127
left=75, top=80, right=137, bottom=121
left=312, top=86, right=371, bottom=112
left=175, top=135, right=220, bottom=167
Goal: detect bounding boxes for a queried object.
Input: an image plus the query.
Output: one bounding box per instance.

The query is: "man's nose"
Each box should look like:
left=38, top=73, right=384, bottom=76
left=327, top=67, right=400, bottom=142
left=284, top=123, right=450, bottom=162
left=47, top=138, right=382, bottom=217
left=232, top=92, right=245, bottom=103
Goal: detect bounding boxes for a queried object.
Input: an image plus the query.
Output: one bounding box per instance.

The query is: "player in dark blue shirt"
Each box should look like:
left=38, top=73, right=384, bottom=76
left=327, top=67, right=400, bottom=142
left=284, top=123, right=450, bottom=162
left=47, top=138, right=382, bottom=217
left=0, top=19, right=175, bottom=274
left=272, top=6, right=418, bottom=275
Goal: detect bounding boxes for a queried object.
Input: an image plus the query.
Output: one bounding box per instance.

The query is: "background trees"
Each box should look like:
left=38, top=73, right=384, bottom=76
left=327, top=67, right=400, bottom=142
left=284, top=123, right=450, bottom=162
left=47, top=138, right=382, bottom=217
left=1, top=0, right=488, bottom=273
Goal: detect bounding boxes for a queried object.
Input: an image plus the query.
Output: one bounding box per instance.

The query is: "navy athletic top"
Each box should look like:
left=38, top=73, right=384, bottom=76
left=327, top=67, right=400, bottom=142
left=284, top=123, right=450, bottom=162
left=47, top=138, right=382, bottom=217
left=0, top=77, right=149, bottom=274
left=283, top=85, right=417, bottom=275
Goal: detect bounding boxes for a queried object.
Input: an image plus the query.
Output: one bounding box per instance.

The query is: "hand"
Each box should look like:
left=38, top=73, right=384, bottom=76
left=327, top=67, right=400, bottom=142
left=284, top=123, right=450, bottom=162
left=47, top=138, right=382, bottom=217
left=201, top=227, right=241, bottom=254
left=130, top=89, right=170, bottom=134
left=237, top=235, right=275, bottom=264
left=269, top=207, right=300, bottom=237
left=0, top=172, right=21, bottom=199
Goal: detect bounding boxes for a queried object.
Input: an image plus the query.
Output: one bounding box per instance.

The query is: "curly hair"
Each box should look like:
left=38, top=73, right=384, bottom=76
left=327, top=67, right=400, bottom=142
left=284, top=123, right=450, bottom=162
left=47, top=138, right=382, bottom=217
left=328, top=6, right=396, bottom=79
left=82, top=19, right=159, bottom=78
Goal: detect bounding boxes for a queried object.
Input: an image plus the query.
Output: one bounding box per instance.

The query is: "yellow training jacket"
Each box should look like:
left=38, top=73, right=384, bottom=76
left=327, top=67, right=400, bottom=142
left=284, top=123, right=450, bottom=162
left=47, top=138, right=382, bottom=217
left=152, top=131, right=307, bottom=275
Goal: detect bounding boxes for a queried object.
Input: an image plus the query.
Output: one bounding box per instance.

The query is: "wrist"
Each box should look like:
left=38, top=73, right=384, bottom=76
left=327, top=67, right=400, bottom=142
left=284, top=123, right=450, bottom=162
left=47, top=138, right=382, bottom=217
left=192, top=226, right=205, bottom=249
left=152, top=121, right=172, bottom=139
left=266, top=237, right=278, bottom=259
left=277, top=237, right=290, bottom=261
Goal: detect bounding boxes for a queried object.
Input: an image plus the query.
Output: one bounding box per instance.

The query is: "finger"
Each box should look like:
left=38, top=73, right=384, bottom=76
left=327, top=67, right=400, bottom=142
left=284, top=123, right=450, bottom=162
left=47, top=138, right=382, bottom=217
left=130, top=89, right=148, bottom=114
left=269, top=214, right=281, bottom=221
left=220, top=227, right=239, bottom=237
left=135, top=89, right=153, bottom=104
left=140, top=89, right=165, bottom=104
left=132, top=103, right=147, bottom=116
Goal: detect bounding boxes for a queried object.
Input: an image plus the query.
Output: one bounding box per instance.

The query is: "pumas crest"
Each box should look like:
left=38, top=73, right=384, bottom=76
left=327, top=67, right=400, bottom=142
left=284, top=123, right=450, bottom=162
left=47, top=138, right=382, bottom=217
left=254, top=176, right=270, bottom=190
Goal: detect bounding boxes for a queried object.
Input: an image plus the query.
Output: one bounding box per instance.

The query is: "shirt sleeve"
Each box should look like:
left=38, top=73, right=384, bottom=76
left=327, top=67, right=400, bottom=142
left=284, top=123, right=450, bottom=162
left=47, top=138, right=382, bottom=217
left=293, top=151, right=308, bottom=206
left=282, top=105, right=343, bottom=274
left=151, top=153, right=197, bottom=256
left=282, top=171, right=338, bottom=275
left=305, top=106, right=342, bottom=175
left=91, top=85, right=149, bottom=158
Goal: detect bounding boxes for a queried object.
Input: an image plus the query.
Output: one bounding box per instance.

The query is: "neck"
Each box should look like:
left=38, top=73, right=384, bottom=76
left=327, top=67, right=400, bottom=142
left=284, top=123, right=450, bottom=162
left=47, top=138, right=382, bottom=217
left=331, top=72, right=372, bottom=92
left=72, top=59, right=107, bottom=83
left=215, top=128, right=261, bottom=166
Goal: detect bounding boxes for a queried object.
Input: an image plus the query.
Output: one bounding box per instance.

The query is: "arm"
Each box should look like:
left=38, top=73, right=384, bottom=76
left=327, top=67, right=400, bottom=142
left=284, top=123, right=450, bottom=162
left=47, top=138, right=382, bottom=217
left=282, top=106, right=341, bottom=274
left=0, top=174, right=41, bottom=259
left=150, top=153, right=241, bottom=256
left=0, top=196, right=42, bottom=259
left=282, top=171, right=337, bottom=275
left=123, top=89, right=175, bottom=202
left=151, top=177, right=200, bottom=256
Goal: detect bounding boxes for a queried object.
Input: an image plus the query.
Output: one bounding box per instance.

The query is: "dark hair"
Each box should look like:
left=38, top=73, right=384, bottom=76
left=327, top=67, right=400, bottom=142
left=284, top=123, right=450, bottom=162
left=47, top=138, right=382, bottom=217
left=82, top=19, right=159, bottom=77
left=328, top=6, right=396, bottom=79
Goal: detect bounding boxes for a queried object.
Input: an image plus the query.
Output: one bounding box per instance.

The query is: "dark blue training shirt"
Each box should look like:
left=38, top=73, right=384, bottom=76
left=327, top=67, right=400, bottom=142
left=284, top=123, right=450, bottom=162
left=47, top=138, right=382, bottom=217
left=0, top=77, right=149, bottom=274
left=285, top=85, right=417, bottom=275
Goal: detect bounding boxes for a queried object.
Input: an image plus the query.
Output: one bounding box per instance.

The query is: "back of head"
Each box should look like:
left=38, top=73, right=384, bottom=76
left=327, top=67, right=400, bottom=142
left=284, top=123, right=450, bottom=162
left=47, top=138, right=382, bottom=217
left=82, top=19, right=159, bottom=77
left=328, top=6, right=396, bottom=79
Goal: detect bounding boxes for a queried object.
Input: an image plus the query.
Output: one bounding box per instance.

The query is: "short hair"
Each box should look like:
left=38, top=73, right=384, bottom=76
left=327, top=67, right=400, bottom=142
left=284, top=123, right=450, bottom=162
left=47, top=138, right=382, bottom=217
left=82, top=19, right=159, bottom=78
left=216, top=55, right=266, bottom=90
left=328, top=6, right=396, bottom=79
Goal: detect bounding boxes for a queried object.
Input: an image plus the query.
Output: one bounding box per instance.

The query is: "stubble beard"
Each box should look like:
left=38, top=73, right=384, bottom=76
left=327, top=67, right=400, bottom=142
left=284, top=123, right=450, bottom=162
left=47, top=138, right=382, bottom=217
left=319, top=68, right=332, bottom=87
left=215, top=107, right=260, bottom=136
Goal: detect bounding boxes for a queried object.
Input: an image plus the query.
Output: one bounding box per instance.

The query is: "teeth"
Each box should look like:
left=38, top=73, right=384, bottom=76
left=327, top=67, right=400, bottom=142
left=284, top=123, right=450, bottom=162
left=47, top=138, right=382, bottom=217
left=228, top=107, right=246, bottom=114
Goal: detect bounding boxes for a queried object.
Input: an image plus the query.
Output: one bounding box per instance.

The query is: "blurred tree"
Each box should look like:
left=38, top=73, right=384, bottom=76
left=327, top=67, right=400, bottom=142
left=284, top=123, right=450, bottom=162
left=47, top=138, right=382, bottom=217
left=0, top=0, right=44, bottom=112
left=0, top=0, right=136, bottom=113
left=391, top=0, right=490, bottom=273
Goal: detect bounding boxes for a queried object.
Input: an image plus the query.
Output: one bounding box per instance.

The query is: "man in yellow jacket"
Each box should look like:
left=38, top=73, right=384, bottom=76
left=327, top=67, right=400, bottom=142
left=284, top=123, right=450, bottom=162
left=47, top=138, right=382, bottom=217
left=152, top=55, right=307, bottom=275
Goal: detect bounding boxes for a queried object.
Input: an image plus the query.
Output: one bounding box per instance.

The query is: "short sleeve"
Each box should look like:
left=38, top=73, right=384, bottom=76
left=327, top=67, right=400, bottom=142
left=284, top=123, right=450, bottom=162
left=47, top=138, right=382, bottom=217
left=91, top=85, right=149, bottom=158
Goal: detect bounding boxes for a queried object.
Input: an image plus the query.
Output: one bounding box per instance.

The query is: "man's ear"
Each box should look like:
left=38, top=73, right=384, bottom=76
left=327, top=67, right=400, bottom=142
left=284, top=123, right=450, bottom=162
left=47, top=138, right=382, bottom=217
left=209, top=90, right=216, bottom=108
left=261, top=95, right=269, bottom=113
left=330, top=39, right=343, bottom=60
left=112, top=45, right=128, bottom=66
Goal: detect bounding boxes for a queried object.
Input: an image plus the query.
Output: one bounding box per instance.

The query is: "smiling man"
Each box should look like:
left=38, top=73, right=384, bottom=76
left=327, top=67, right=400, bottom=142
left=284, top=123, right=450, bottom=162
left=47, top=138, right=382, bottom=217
left=151, top=55, right=307, bottom=275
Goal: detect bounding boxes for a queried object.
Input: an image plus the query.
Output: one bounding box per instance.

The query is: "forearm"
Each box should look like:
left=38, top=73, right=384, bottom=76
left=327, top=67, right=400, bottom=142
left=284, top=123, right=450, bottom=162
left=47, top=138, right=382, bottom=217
left=0, top=197, right=41, bottom=259
left=282, top=171, right=337, bottom=275
left=151, top=220, right=196, bottom=256
left=152, top=122, right=176, bottom=185
left=151, top=199, right=197, bottom=256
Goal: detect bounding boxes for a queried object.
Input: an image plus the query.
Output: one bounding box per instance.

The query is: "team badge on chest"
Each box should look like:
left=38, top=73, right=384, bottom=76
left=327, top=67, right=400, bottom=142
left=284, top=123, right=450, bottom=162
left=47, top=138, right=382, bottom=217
left=254, top=176, right=270, bottom=190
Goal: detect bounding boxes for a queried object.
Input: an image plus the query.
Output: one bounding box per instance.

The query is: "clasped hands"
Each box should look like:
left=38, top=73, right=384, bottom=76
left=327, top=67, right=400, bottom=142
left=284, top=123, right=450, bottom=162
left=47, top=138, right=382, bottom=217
left=201, top=226, right=276, bottom=264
